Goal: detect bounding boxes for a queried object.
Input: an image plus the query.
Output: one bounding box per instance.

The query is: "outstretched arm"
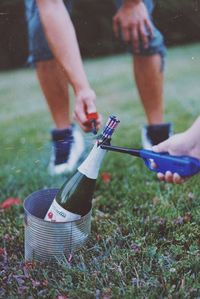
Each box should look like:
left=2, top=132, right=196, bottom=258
left=36, top=0, right=101, bottom=131
left=152, top=116, right=200, bottom=183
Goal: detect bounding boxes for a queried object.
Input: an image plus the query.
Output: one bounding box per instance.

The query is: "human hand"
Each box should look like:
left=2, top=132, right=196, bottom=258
left=152, top=130, right=200, bottom=184
left=113, top=1, right=153, bottom=51
left=74, top=88, right=102, bottom=132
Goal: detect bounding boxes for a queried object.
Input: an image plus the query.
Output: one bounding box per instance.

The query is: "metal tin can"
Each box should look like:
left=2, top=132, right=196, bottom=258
left=24, top=188, right=91, bottom=263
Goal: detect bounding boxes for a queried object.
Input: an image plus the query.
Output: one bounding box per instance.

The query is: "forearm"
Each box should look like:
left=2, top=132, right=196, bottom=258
left=36, top=0, right=89, bottom=94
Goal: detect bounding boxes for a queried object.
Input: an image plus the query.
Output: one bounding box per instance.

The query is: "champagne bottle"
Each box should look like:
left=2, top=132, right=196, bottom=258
left=44, top=115, right=120, bottom=222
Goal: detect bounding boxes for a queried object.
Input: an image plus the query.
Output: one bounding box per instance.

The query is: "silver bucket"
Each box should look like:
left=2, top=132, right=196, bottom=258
left=24, top=188, right=91, bottom=263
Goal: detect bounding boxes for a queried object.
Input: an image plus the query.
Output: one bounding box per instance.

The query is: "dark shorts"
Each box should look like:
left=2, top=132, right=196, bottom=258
left=24, top=0, right=166, bottom=65
left=24, top=0, right=72, bottom=64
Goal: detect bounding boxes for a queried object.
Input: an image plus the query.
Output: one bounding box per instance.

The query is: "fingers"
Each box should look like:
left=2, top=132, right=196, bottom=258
left=148, top=159, right=185, bottom=184
left=138, top=23, right=148, bottom=49
left=131, top=18, right=153, bottom=50
left=157, top=171, right=173, bottom=183
left=173, top=173, right=185, bottom=184
left=152, top=159, right=185, bottom=184
left=113, top=15, right=149, bottom=50
left=150, top=159, right=156, bottom=169
left=165, top=171, right=174, bottom=183
left=152, top=139, right=170, bottom=153
left=113, top=2, right=154, bottom=50
left=144, top=18, right=154, bottom=39
left=157, top=172, right=165, bottom=181
left=74, top=103, right=90, bottom=132
left=131, top=25, right=139, bottom=52
left=84, top=96, right=97, bottom=115
left=157, top=171, right=185, bottom=184
left=122, top=20, right=153, bottom=51
left=74, top=89, right=103, bottom=133
left=74, top=112, right=102, bottom=133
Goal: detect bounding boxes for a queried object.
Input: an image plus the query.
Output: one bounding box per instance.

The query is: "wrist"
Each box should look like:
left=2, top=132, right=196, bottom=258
left=75, top=87, right=95, bottom=100
left=73, top=80, right=90, bottom=95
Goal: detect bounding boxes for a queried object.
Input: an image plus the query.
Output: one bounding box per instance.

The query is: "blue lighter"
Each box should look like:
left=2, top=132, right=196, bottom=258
left=100, top=144, right=200, bottom=177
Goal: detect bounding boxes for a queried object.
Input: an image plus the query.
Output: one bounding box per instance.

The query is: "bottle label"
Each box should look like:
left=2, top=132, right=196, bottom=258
left=78, top=143, right=106, bottom=179
left=44, top=199, right=81, bottom=222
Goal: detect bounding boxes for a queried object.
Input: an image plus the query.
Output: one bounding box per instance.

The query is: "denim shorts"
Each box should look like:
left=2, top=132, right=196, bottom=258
left=24, top=0, right=72, bottom=65
left=24, top=0, right=166, bottom=65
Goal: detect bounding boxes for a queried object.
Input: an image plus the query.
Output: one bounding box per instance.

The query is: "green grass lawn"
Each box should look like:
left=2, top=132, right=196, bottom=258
left=1, top=43, right=200, bottom=298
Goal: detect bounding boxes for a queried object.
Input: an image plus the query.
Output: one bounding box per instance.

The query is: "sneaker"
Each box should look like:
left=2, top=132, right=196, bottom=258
left=141, top=123, right=173, bottom=150
left=48, top=124, right=85, bottom=176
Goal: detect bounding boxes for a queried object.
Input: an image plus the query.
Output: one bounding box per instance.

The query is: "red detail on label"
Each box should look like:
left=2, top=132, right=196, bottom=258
left=48, top=212, right=53, bottom=219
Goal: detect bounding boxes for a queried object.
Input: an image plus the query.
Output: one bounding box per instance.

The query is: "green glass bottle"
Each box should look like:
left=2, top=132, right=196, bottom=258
left=44, top=115, right=120, bottom=222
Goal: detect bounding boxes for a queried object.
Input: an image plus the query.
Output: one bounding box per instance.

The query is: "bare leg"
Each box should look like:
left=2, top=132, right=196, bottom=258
left=36, top=59, right=70, bottom=129
left=134, top=54, right=164, bottom=125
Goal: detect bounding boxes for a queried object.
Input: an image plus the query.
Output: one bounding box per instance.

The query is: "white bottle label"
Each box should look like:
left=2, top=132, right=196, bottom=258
left=44, top=199, right=81, bottom=222
left=78, top=143, right=106, bottom=179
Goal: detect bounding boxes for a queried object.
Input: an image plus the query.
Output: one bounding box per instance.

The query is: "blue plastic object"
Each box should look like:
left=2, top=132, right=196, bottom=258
left=140, top=150, right=200, bottom=177
left=101, top=144, right=200, bottom=177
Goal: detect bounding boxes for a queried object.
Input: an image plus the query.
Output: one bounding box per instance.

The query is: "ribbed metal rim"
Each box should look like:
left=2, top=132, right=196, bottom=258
left=23, top=188, right=92, bottom=224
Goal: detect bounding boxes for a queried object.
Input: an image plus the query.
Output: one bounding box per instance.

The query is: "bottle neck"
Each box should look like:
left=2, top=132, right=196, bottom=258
left=78, top=143, right=106, bottom=179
